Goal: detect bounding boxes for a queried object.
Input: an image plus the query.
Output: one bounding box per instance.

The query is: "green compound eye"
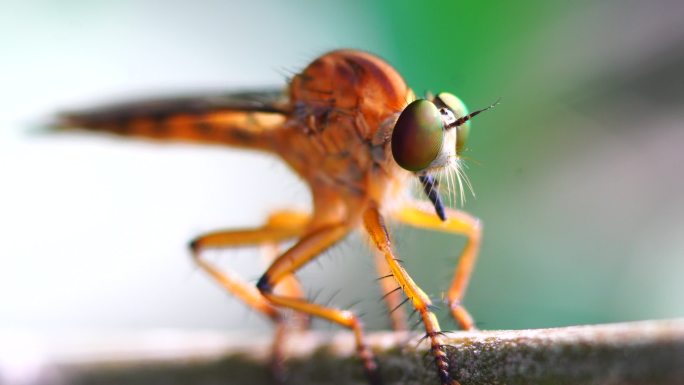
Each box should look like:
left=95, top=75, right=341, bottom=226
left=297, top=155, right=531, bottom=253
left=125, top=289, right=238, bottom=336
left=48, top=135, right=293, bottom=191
left=437, top=92, right=470, bottom=155
left=391, top=99, right=444, bottom=172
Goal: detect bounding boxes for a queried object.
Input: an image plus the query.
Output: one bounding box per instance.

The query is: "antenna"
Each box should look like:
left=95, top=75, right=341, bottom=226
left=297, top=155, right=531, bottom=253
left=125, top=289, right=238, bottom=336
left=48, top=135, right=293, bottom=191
left=447, top=97, right=501, bottom=128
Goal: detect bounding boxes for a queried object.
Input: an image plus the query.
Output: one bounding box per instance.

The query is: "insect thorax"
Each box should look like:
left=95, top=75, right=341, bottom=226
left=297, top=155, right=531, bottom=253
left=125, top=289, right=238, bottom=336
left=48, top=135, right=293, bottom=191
left=277, top=50, right=414, bottom=217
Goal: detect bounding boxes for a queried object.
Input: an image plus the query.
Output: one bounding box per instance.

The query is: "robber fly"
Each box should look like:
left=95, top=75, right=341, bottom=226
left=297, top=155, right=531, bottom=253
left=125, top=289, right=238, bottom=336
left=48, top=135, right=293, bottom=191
left=58, top=49, right=496, bottom=385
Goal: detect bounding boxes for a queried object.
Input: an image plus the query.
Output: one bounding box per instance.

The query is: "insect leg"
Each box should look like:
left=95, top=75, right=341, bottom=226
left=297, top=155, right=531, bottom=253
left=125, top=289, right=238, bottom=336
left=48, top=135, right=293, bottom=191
left=363, top=205, right=458, bottom=385
left=256, top=223, right=382, bottom=385
left=189, top=210, right=310, bottom=383
left=260, top=241, right=310, bottom=332
left=392, top=202, right=482, bottom=331
left=373, top=250, right=408, bottom=331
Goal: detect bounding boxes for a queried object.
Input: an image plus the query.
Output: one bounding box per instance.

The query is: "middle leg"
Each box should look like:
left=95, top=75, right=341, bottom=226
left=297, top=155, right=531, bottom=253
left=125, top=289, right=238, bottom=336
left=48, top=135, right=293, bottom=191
left=256, top=223, right=382, bottom=385
left=189, top=210, right=310, bottom=382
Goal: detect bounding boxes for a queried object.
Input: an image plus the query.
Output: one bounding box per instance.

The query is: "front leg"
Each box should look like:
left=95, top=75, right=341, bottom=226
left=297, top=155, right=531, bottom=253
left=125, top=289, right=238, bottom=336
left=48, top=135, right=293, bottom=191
left=363, top=205, right=458, bottom=385
left=392, top=201, right=482, bottom=330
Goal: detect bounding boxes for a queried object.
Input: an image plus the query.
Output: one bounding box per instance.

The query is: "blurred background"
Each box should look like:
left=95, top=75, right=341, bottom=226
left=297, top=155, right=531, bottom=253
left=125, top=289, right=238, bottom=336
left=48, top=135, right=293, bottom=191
left=1, top=0, right=683, bottom=383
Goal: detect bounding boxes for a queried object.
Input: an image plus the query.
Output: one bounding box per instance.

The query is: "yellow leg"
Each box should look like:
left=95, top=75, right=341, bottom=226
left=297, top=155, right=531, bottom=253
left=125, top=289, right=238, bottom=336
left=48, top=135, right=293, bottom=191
left=188, top=210, right=310, bottom=383
left=393, top=201, right=482, bottom=330
left=364, top=205, right=459, bottom=385
left=260, top=241, right=309, bottom=330
left=256, top=223, right=381, bottom=385
left=373, top=249, right=408, bottom=331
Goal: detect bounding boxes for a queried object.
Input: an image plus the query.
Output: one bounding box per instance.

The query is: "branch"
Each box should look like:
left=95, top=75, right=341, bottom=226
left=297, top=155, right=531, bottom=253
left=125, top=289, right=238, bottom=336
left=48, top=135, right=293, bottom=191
left=53, top=319, right=684, bottom=385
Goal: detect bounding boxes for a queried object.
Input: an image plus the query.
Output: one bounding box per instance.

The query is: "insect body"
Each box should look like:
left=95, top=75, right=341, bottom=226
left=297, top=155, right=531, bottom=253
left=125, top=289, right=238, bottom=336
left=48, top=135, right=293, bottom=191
left=59, top=50, right=492, bottom=385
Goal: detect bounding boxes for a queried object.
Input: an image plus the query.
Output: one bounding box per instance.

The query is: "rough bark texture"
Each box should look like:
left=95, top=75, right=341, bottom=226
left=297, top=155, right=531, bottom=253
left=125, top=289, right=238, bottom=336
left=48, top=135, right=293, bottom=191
left=54, top=319, right=684, bottom=385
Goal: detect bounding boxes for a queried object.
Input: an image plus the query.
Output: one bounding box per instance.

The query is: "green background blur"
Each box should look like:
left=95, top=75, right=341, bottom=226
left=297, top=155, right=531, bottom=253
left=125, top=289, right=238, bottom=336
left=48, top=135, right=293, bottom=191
left=1, top=0, right=683, bottom=347
left=382, top=1, right=684, bottom=329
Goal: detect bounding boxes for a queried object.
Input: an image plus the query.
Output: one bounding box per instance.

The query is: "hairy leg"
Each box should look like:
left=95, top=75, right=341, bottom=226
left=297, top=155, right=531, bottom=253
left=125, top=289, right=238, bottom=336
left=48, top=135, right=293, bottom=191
left=364, top=205, right=459, bottom=385
left=393, top=201, right=482, bottom=330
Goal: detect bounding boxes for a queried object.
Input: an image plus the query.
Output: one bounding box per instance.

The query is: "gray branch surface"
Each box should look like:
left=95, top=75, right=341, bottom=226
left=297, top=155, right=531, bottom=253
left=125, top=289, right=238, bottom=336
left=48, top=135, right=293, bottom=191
left=54, top=319, right=684, bottom=385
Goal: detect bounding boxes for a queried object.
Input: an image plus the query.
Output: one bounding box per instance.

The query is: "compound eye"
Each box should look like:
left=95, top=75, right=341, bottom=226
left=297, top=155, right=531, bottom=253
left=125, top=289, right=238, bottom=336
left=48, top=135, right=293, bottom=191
left=391, top=99, right=444, bottom=172
left=437, top=92, right=470, bottom=155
